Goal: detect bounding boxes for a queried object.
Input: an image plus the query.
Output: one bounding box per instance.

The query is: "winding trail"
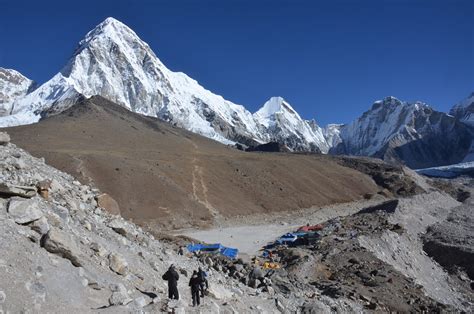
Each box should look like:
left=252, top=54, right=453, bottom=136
left=188, top=139, right=222, bottom=222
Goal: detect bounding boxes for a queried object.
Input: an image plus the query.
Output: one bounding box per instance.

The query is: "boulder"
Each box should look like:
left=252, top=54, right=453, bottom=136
left=109, top=283, right=132, bottom=305
left=7, top=197, right=43, bottom=224
left=90, top=242, right=108, bottom=257
left=207, top=285, right=233, bottom=300
left=0, top=132, right=10, bottom=145
left=107, top=219, right=138, bottom=240
left=30, top=216, right=50, bottom=236
left=42, top=228, right=83, bottom=267
left=96, top=193, right=120, bottom=215
left=109, top=253, right=128, bottom=275
left=0, top=183, right=37, bottom=198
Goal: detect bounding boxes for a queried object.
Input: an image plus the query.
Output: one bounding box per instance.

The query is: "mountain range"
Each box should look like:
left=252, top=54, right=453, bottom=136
left=0, top=17, right=472, bottom=168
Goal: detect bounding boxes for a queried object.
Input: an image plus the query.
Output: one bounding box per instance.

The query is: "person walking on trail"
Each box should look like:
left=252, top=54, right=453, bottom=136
left=197, top=267, right=208, bottom=297
left=162, top=264, right=180, bottom=300
left=189, top=270, right=202, bottom=307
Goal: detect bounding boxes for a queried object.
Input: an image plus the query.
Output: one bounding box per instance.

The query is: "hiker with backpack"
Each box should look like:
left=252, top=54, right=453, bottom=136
left=162, top=264, right=180, bottom=300
left=189, top=270, right=202, bottom=306
left=197, top=267, right=209, bottom=297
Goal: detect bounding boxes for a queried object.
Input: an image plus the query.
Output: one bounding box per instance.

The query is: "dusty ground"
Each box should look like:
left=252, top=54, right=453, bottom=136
left=179, top=196, right=386, bottom=256
left=3, top=96, right=389, bottom=232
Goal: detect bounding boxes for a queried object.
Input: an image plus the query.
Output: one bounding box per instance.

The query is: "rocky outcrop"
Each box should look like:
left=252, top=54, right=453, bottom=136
left=7, top=197, right=43, bottom=224
left=0, top=183, right=36, bottom=198
left=42, top=228, right=84, bottom=267
left=0, top=131, right=10, bottom=145
left=96, top=193, right=120, bottom=215
left=423, top=201, right=474, bottom=280
left=246, top=141, right=290, bottom=152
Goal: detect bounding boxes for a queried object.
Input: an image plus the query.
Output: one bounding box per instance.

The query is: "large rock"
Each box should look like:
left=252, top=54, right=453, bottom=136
left=7, top=197, right=43, bottom=224
left=42, top=228, right=83, bottom=267
left=107, top=219, right=137, bottom=239
left=0, top=183, right=37, bottom=198
left=30, top=216, right=50, bottom=236
left=109, top=283, right=132, bottom=305
left=207, top=285, right=233, bottom=300
left=95, top=193, right=120, bottom=215
left=108, top=253, right=128, bottom=275
left=0, top=132, right=10, bottom=145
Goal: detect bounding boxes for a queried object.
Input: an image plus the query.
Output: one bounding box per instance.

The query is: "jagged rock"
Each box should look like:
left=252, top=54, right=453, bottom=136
left=96, top=193, right=120, bottom=215
left=42, top=228, right=83, bottom=267
left=36, top=180, right=51, bottom=200
left=52, top=205, right=69, bottom=223
left=109, top=253, right=128, bottom=275
left=7, top=197, right=43, bottom=224
left=30, top=216, right=50, bottom=236
left=109, top=283, right=132, bottom=306
left=0, top=132, right=10, bottom=145
left=12, top=158, right=27, bottom=170
left=0, top=183, right=36, bottom=198
left=107, top=219, right=136, bottom=239
left=90, top=242, right=107, bottom=257
left=0, top=290, right=5, bottom=303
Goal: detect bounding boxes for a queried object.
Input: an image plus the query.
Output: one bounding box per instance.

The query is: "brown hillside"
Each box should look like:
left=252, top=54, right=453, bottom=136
left=4, top=96, right=380, bottom=230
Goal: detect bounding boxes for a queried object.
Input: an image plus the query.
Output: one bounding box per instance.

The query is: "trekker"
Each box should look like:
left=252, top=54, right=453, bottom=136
left=189, top=270, right=202, bottom=306
left=162, top=264, right=180, bottom=300
left=197, top=267, right=208, bottom=297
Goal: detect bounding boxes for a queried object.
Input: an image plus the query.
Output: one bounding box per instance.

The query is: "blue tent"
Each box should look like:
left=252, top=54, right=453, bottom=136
left=186, top=243, right=238, bottom=259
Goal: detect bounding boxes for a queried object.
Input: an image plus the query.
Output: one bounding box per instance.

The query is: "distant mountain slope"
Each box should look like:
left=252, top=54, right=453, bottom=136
left=331, top=96, right=472, bottom=168
left=450, top=92, right=474, bottom=126
left=0, top=17, right=329, bottom=152
left=0, top=68, right=36, bottom=116
left=3, top=96, right=380, bottom=230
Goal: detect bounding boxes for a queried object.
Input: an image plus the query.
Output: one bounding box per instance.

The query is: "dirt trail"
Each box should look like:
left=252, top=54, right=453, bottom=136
left=189, top=138, right=223, bottom=223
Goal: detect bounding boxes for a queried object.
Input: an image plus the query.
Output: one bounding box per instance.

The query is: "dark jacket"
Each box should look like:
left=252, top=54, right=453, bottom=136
left=189, top=275, right=202, bottom=291
left=163, top=268, right=180, bottom=287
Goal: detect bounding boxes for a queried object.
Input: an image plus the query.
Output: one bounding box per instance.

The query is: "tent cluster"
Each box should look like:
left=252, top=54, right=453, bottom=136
left=186, top=243, right=239, bottom=259
left=271, top=224, right=323, bottom=248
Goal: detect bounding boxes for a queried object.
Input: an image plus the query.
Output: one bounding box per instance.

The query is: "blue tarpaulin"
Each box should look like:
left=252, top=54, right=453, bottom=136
left=187, top=243, right=238, bottom=259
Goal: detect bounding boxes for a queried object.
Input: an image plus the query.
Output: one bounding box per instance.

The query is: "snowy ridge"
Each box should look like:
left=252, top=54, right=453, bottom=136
left=332, top=96, right=472, bottom=168
left=335, top=96, right=425, bottom=156
left=0, top=17, right=329, bottom=151
left=0, top=68, right=36, bottom=116
left=323, top=124, right=343, bottom=148
left=450, top=92, right=474, bottom=126
left=254, top=97, right=328, bottom=152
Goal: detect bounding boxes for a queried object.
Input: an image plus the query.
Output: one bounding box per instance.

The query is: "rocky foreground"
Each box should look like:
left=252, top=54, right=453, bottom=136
left=0, top=130, right=473, bottom=313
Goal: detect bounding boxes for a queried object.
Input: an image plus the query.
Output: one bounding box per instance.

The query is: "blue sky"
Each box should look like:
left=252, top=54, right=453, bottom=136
left=1, top=0, right=472, bottom=125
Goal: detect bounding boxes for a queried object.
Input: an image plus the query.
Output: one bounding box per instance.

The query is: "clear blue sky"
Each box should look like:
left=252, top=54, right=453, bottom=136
left=1, top=0, right=473, bottom=125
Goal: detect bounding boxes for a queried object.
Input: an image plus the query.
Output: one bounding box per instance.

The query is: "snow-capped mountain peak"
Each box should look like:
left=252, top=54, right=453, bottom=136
left=450, top=92, right=474, bottom=126
left=0, top=17, right=334, bottom=153
left=254, top=97, right=329, bottom=153
left=332, top=96, right=472, bottom=168
left=0, top=68, right=36, bottom=116
left=254, top=96, right=298, bottom=120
